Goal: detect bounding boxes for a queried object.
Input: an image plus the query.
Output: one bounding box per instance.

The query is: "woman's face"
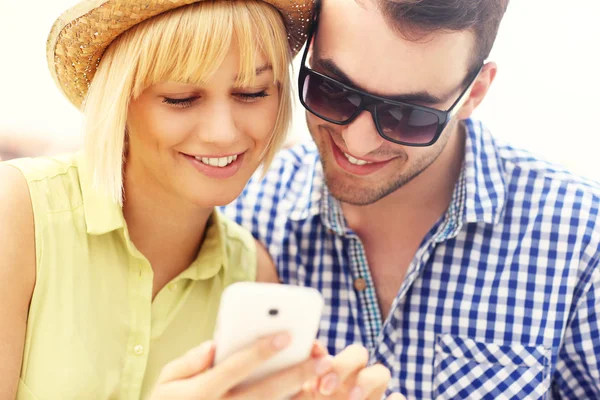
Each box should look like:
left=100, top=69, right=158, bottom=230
left=126, top=42, right=280, bottom=208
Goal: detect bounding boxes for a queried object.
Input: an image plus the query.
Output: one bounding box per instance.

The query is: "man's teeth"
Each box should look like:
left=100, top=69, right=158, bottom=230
left=343, top=152, right=372, bottom=166
left=195, top=155, right=238, bottom=167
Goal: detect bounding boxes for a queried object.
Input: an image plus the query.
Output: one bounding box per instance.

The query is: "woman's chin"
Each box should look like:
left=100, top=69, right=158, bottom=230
left=184, top=188, right=242, bottom=209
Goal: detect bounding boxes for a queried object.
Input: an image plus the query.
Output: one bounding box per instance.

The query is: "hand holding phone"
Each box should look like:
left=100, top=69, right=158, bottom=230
left=149, top=333, right=329, bottom=400
left=213, top=282, right=325, bottom=385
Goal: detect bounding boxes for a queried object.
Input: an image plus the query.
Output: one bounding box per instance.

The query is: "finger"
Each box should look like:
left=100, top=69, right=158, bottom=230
left=196, top=332, right=291, bottom=396
left=348, top=364, right=391, bottom=400
left=230, top=356, right=321, bottom=400
left=157, top=341, right=215, bottom=383
left=332, top=344, right=369, bottom=381
left=318, top=344, right=369, bottom=395
left=311, top=340, right=329, bottom=358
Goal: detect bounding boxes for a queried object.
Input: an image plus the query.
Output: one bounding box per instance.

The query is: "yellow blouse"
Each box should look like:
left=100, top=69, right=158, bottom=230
left=4, top=154, right=257, bottom=399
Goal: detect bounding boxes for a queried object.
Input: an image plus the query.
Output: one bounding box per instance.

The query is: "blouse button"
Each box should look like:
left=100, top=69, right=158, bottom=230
left=354, top=278, right=367, bottom=291
left=169, top=283, right=178, bottom=292
left=133, top=345, right=144, bottom=356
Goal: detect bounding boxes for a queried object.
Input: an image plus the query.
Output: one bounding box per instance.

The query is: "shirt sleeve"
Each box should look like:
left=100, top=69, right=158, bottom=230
left=552, top=257, right=600, bottom=398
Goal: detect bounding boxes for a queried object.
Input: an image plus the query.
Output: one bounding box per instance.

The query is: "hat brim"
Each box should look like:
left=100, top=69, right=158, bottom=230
left=47, top=0, right=314, bottom=108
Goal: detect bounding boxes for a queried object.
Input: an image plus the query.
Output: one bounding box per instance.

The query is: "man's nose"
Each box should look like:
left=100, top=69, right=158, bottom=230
left=341, top=111, right=385, bottom=158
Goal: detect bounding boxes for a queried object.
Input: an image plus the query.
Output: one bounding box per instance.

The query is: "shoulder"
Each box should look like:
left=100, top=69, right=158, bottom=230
left=3, top=154, right=84, bottom=214
left=3, top=153, right=80, bottom=182
left=255, top=238, right=278, bottom=283
left=0, top=162, right=32, bottom=215
left=468, top=119, right=600, bottom=208
left=0, top=162, right=36, bottom=302
left=480, top=126, right=600, bottom=273
left=216, top=210, right=259, bottom=280
left=496, top=141, right=600, bottom=212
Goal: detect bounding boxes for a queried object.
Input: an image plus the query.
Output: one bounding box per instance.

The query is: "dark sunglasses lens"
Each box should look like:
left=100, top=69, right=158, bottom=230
left=376, top=104, right=439, bottom=145
left=302, top=72, right=361, bottom=122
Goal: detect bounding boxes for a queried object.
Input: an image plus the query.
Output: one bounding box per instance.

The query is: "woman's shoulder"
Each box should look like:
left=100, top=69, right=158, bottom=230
left=0, top=162, right=32, bottom=213
left=214, top=210, right=260, bottom=281
left=215, top=211, right=277, bottom=283
left=2, top=153, right=80, bottom=183
left=2, top=153, right=84, bottom=214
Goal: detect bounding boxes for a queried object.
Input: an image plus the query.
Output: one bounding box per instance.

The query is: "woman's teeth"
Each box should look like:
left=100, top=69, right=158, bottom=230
left=195, top=155, right=238, bottom=167
left=343, top=152, right=372, bottom=166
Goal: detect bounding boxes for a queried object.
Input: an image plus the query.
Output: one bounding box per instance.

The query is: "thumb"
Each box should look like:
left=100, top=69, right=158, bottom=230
left=157, top=341, right=215, bottom=383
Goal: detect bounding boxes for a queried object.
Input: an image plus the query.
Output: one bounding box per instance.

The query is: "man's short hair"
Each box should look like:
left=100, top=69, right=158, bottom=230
left=376, top=0, right=510, bottom=78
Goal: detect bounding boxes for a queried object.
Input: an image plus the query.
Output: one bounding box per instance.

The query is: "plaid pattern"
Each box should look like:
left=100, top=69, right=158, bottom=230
left=221, top=119, right=600, bottom=399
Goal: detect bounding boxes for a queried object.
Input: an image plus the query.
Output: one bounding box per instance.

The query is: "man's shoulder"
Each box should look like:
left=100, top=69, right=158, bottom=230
left=496, top=141, right=600, bottom=201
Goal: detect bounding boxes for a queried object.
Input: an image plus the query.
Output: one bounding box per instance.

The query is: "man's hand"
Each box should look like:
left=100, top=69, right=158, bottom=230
left=293, top=344, right=406, bottom=400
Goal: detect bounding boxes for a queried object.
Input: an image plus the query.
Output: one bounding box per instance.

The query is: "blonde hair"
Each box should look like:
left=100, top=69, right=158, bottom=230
left=83, top=0, right=292, bottom=204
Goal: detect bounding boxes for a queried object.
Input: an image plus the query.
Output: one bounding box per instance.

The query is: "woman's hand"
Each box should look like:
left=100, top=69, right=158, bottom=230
left=149, top=332, right=332, bottom=400
left=294, top=344, right=406, bottom=400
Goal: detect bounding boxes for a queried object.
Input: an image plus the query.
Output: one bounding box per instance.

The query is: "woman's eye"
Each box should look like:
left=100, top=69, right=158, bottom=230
left=235, top=91, right=270, bottom=103
left=162, top=96, right=199, bottom=108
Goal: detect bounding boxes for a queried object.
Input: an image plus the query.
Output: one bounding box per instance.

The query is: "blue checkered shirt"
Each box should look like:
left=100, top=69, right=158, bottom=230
left=221, top=119, right=600, bottom=399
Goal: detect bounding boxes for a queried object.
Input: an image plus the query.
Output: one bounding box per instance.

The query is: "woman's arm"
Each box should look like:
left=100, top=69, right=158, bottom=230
left=0, top=164, right=36, bottom=398
left=255, top=239, right=279, bottom=284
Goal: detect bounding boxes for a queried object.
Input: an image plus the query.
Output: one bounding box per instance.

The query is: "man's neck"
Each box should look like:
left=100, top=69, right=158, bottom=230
left=342, top=122, right=466, bottom=236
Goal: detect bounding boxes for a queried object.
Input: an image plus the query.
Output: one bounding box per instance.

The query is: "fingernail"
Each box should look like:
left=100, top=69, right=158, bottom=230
left=319, top=372, right=339, bottom=395
left=272, top=332, right=291, bottom=350
left=314, top=356, right=332, bottom=375
left=349, top=386, right=365, bottom=400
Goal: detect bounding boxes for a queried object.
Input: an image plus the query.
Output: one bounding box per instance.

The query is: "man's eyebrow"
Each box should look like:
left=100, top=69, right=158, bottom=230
left=314, top=57, right=449, bottom=105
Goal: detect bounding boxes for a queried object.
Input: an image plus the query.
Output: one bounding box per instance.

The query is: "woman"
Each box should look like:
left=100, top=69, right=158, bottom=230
left=0, top=0, right=402, bottom=399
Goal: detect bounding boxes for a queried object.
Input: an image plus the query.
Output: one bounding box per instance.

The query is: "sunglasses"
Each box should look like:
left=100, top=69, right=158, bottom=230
left=298, top=24, right=483, bottom=147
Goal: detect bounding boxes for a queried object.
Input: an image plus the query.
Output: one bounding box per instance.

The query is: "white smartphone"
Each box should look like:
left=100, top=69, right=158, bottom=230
left=213, top=282, right=324, bottom=386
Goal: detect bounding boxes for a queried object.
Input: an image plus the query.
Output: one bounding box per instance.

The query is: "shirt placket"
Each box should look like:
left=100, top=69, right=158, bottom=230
left=323, top=191, right=383, bottom=350
left=120, top=235, right=153, bottom=399
left=346, top=234, right=383, bottom=350
left=371, top=173, right=468, bottom=366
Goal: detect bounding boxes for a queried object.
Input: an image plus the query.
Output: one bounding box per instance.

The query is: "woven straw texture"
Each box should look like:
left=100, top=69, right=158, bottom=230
left=47, top=0, right=314, bottom=108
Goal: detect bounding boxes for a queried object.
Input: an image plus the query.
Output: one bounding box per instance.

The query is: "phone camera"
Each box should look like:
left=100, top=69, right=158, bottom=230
left=268, top=308, right=279, bottom=316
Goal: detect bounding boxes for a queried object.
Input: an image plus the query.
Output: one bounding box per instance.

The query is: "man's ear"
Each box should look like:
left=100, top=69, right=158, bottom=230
left=456, top=62, right=498, bottom=120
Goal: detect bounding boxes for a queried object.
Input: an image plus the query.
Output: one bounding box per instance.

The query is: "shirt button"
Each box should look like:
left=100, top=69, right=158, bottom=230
left=354, top=278, right=367, bottom=291
left=133, top=345, right=144, bottom=356
left=169, top=283, right=178, bottom=292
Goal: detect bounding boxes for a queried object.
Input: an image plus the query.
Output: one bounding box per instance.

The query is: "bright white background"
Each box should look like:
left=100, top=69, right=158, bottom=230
left=1, top=0, right=599, bottom=179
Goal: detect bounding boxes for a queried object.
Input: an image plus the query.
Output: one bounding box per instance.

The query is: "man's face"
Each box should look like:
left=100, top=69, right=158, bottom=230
left=308, top=0, right=477, bottom=205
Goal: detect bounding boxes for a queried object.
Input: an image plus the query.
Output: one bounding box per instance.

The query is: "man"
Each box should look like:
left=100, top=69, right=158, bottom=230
left=223, top=0, right=600, bottom=397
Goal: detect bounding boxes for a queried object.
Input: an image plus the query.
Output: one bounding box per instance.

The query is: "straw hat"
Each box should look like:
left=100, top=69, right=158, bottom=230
left=47, top=0, right=315, bottom=109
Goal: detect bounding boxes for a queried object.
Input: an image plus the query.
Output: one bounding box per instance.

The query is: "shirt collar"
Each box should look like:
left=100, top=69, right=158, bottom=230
left=78, top=152, right=226, bottom=281
left=287, top=119, right=508, bottom=234
left=178, top=209, right=228, bottom=281
left=288, top=143, right=323, bottom=221
left=460, top=118, right=507, bottom=226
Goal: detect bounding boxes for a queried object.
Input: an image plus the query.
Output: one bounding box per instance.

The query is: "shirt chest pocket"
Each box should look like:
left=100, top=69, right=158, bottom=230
left=433, top=334, right=551, bottom=400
